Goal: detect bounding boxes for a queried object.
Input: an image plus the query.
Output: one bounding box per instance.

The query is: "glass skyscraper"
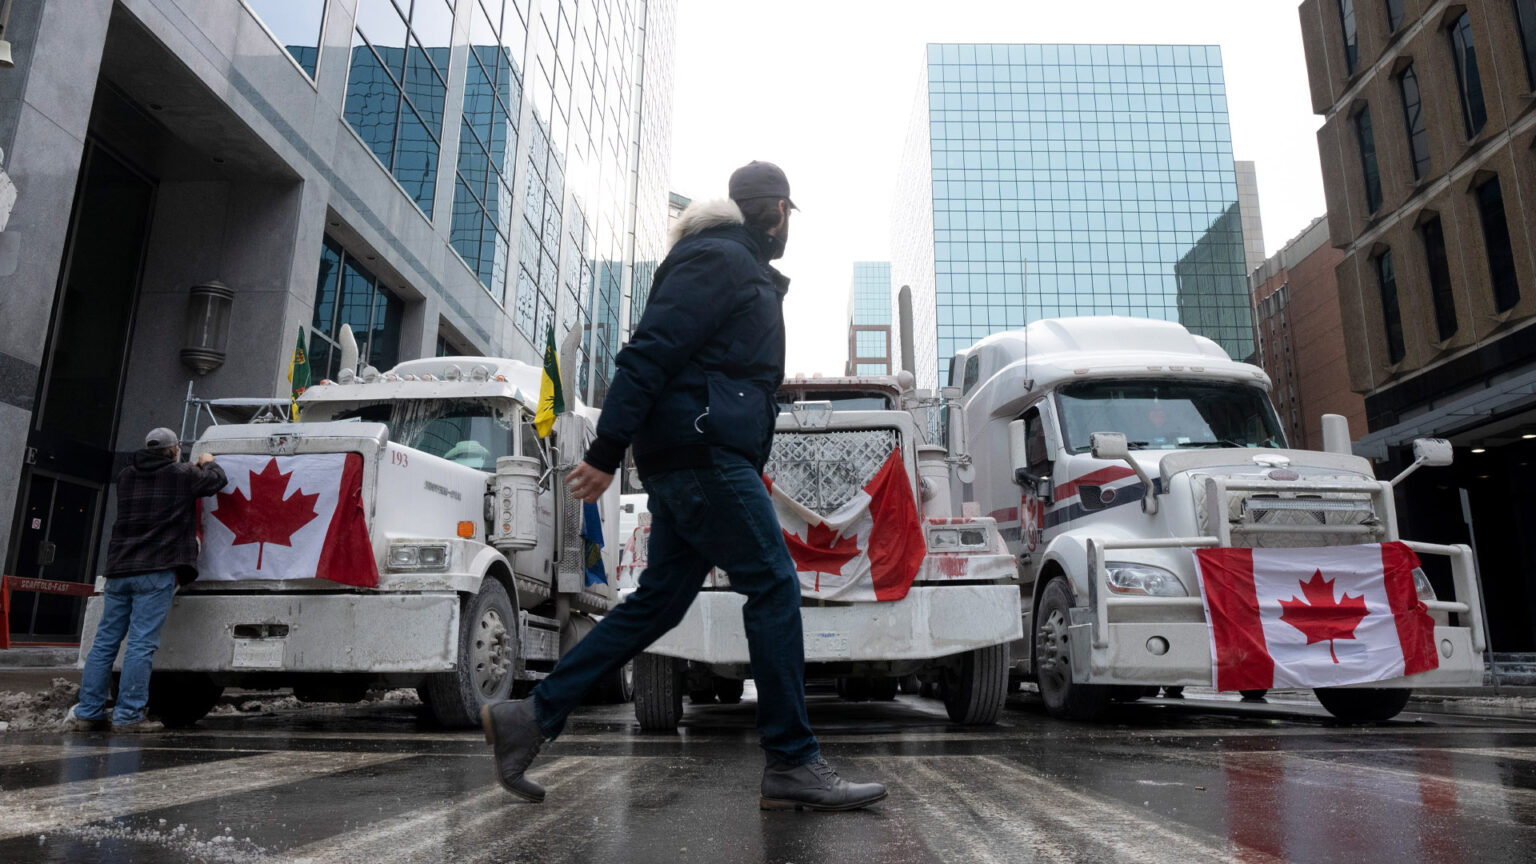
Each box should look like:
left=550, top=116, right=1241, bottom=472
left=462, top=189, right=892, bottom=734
left=893, top=43, right=1253, bottom=390
left=846, top=262, right=893, bottom=376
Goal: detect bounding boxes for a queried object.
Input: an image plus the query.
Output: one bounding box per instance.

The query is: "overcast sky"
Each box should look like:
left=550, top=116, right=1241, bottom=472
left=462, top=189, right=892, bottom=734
left=666, top=0, right=1326, bottom=376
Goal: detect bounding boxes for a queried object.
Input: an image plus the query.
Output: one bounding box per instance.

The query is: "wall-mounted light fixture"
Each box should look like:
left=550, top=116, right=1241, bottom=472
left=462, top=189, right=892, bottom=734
left=180, top=280, right=234, bottom=375
left=0, top=0, right=16, bottom=69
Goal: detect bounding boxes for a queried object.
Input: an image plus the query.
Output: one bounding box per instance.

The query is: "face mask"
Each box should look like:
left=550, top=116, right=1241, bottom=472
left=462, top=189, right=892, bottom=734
left=766, top=219, right=789, bottom=260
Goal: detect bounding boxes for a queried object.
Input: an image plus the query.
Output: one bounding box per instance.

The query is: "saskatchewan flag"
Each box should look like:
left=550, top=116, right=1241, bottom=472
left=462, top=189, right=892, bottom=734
left=288, top=326, right=311, bottom=421
left=535, top=324, right=564, bottom=438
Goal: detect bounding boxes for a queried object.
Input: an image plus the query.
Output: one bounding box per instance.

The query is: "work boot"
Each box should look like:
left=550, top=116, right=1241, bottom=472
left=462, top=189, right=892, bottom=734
left=481, top=699, right=547, bottom=803
left=113, top=718, right=165, bottom=734
left=760, top=757, right=888, bottom=811
left=64, top=705, right=110, bottom=733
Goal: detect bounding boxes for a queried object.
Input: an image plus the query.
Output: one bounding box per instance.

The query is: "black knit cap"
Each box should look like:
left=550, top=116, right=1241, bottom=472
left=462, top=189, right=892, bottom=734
left=728, top=161, right=797, bottom=209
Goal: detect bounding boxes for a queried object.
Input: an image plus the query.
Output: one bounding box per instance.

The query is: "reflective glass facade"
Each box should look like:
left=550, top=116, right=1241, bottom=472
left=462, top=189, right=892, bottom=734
left=893, top=44, right=1252, bottom=389
left=246, top=0, right=327, bottom=78
left=334, top=0, right=673, bottom=403
left=846, top=261, right=893, bottom=375
left=311, top=237, right=404, bottom=380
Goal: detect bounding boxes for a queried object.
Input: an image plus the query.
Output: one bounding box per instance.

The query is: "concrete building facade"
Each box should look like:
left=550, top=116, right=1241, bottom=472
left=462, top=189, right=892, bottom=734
left=1249, top=215, right=1364, bottom=450
left=1300, top=0, right=1536, bottom=653
left=0, top=0, right=674, bottom=643
left=892, top=43, right=1255, bottom=391
left=845, top=262, right=893, bottom=376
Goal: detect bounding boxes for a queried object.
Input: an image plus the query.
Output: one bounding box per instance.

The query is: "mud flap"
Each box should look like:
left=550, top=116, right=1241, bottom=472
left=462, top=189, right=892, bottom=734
left=1068, top=619, right=1094, bottom=683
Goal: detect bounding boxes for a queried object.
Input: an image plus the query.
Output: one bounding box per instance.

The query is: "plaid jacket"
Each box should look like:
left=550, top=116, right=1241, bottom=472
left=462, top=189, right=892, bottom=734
left=104, top=450, right=227, bottom=582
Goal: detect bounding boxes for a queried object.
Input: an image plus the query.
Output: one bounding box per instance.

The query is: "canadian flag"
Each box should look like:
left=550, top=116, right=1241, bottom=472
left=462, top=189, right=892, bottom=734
left=199, top=454, right=379, bottom=588
left=1194, top=543, right=1437, bottom=690
left=768, top=449, right=926, bottom=602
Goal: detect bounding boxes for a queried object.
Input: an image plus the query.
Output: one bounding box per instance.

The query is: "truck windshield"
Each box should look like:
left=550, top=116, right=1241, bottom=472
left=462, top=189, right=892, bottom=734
left=775, top=390, right=893, bottom=412
left=1056, top=380, right=1285, bottom=453
left=326, top=399, right=518, bottom=469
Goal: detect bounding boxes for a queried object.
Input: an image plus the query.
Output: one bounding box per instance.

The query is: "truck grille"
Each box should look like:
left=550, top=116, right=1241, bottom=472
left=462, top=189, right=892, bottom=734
left=766, top=430, right=898, bottom=514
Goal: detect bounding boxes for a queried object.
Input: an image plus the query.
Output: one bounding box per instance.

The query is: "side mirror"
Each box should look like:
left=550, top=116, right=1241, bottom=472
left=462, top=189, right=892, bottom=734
left=1089, top=431, right=1157, bottom=514
left=1390, top=437, right=1453, bottom=487
left=1413, top=437, right=1453, bottom=467
left=1090, top=431, right=1129, bottom=461
left=1008, top=419, right=1029, bottom=474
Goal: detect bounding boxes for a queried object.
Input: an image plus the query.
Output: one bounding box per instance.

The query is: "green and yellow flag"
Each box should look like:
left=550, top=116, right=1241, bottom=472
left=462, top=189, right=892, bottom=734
left=535, top=324, right=564, bottom=438
left=288, top=326, right=311, bottom=421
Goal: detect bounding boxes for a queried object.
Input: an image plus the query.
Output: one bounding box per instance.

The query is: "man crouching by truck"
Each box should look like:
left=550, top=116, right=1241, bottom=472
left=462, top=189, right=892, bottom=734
left=66, top=427, right=226, bottom=733
left=481, top=161, right=887, bottom=811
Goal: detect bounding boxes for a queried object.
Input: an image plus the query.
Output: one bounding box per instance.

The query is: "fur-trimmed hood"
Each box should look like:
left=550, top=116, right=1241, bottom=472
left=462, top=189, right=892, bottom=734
left=667, top=198, right=744, bottom=250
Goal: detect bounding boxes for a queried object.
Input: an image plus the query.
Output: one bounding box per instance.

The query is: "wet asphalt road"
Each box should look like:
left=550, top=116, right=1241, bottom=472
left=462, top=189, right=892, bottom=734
left=1, top=686, right=1533, bottom=864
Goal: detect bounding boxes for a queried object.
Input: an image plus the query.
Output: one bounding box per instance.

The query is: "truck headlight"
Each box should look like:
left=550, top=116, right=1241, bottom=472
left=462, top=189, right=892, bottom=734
left=388, top=543, right=450, bottom=572
left=927, top=525, right=990, bottom=551
left=1412, top=567, right=1437, bottom=602
left=1105, top=562, right=1187, bottom=596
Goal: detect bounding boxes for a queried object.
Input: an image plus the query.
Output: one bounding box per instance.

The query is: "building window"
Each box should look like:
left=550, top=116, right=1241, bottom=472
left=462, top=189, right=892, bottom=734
left=855, top=363, right=890, bottom=376
left=1354, top=107, right=1382, bottom=213
left=1385, top=0, right=1404, bottom=31
left=344, top=0, right=455, bottom=218
left=450, top=0, right=526, bottom=303
left=1449, top=12, right=1488, bottom=138
left=1338, top=0, right=1359, bottom=74
left=1418, top=216, right=1459, bottom=342
left=1375, top=250, right=1406, bottom=365
left=1475, top=177, right=1521, bottom=312
left=855, top=330, right=889, bottom=358
left=245, top=0, right=327, bottom=79
left=1397, top=64, right=1430, bottom=181
left=1516, top=0, right=1536, bottom=91
left=311, top=237, right=404, bottom=379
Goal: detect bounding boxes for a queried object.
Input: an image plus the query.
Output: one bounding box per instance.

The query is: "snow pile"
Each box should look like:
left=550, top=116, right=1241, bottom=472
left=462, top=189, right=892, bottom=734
left=0, top=678, right=79, bottom=731
left=57, top=821, right=269, bottom=864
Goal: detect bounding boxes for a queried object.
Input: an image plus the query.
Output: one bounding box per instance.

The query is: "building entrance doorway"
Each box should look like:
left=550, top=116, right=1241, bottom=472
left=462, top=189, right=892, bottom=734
left=5, top=141, right=155, bottom=643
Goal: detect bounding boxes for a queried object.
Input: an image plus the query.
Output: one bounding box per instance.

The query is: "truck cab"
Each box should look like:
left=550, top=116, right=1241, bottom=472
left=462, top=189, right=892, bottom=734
left=79, top=356, right=625, bottom=727
left=953, top=317, right=1487, bottom=722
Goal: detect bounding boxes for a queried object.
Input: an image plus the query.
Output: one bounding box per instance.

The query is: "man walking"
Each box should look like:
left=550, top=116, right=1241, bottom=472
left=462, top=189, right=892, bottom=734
left=67, top=427, right=226, bottom=732
left=483, top=162, right=887, bottom=811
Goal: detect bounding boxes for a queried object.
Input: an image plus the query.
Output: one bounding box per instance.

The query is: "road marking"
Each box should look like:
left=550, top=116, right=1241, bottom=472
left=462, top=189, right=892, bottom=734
left=0, top=743, right=115, bottom=767
left=278, top=756, right=621, bottom=864
left=0, top=749, right=412, bottom=840
left=887, top=755, right=1285, bottom=864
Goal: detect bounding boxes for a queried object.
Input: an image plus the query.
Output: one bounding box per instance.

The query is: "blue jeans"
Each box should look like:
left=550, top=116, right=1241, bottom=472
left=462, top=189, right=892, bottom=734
left=531, top=451, right=820, bottom=766
left=76, top=570, right=177, bottom=725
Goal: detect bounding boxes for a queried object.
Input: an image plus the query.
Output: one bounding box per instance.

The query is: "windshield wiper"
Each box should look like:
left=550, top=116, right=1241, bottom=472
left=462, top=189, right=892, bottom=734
left=1124, top=441, right=1152, bottom=450
left=1188, top=440, right=1247, bottom=449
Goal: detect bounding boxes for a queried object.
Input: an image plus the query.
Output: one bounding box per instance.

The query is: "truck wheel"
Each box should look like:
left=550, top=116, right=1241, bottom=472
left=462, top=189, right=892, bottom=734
left=633, top=652, right=683, bottom=730
left=1315, top=687, right=1411, bottom=724
left=942, top=644, right=1009, bottom=725
left=1034, top=577, right=1111, bottom=721
left=898, top=674, right=922, bottom=694
left=425, top=579, right=518, bottom=728
left=836, top=676, right=872, bottom=702
left=713, top=676, right=745, bottom=705
left=594, top=660, right=634, bottom=704
left=870, top=677, right=900, bottom=701
left=148, top=672, right=224, bottom=728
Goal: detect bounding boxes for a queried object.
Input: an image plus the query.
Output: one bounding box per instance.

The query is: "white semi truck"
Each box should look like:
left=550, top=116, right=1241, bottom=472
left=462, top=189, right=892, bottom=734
left=624, top=375, right=1024, bottom=728
left=79, top=356, right=625, bottom=728
left=952, top=317, right=1487, bottom=722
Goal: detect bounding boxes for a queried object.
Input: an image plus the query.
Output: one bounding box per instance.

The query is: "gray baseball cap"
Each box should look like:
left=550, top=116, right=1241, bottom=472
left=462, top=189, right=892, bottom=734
left=144, top=427, right=179, bottom=449
left=728, top=161, right=797, bottom=209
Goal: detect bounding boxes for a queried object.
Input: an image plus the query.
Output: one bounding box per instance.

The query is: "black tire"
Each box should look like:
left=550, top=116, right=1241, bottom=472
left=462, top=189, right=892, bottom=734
left=425, top=579, right=518, bottom=728
left=919, top=680, right=937, bottom=699
left=942, top=644, right=1010, bottom=725
left=148, top=672, right=224, bottom=728
left=633, top=652, right=684, bottom=730
left=836, top=676, right=872, bottom=702
left=869, top=677, right=900, bottom=701
left=1315, top=687, right=1411, bottom=724
left=898, top=674, right=922, bottom=694
left=1034, top=577, right=1112, bottom=721
left=713, top=677, right=745, bottom=705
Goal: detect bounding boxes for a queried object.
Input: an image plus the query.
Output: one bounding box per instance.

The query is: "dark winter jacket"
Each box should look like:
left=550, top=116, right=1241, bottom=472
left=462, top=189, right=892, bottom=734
left=584, top=199, right=789, bottom=478
left=104, top=450, right=228, bottom=583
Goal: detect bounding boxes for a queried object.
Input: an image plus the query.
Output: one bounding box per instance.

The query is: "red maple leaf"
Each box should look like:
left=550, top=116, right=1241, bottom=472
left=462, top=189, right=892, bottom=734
left=209, top=459, right=321, bottom=569
left=783, top=521, right=862, bottom=584
left=1278, top=570, right=1370, bottom=664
